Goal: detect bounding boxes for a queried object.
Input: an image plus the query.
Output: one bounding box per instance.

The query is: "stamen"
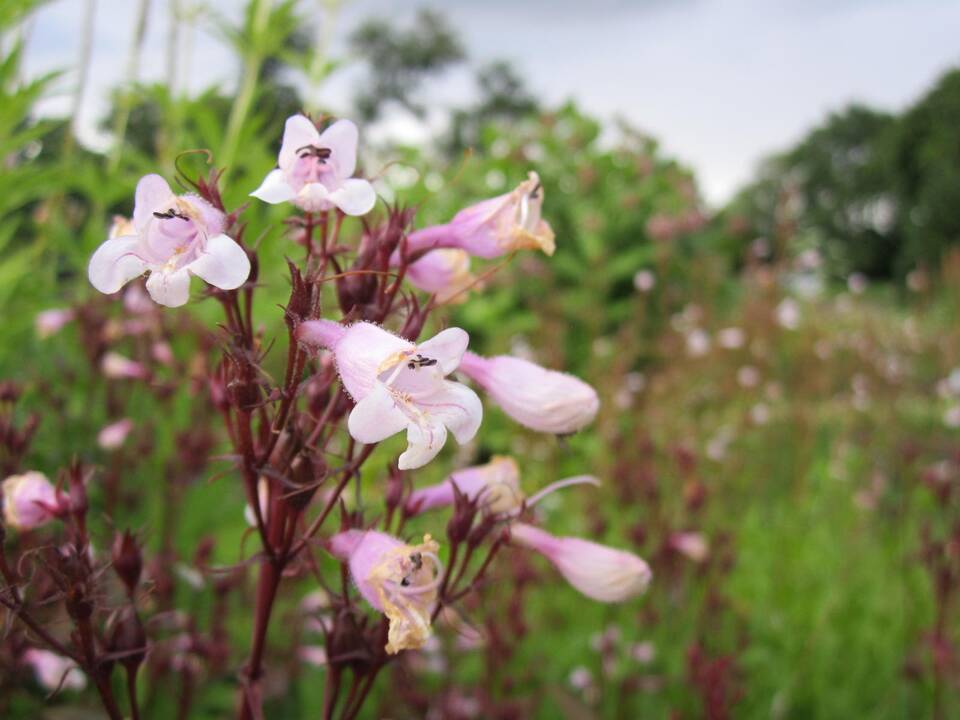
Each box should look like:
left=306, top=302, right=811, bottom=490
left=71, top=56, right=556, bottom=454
left=522, top=475, right=600, bottom=510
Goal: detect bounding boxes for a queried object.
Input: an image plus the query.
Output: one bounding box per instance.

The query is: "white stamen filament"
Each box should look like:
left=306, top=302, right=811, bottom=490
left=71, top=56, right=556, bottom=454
left=522, top=475, right=601, bottom=510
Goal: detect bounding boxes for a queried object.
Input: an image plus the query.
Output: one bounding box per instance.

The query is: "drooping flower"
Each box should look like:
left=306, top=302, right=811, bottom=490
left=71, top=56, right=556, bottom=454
left=22, top=648, right=87, bottom=692
left=406, top=456, right=523, bottom=515
left=100, top=352, right=149, bottom=381
left=399, top=171, right=555, bottom=260
left=327, top=530, right=441, bottom=654
left=88, top=174, right=250, bottom=307
left=97, top=418, right=134, bottom=451
left=2, top=472, right=63, bottom=530
left=668, top=531, right=710, bottom=562
left=509, top=523, right=651, bottom=602
left=296, top=321, right=482, bottom=469
left=405, top=456, right=600, bottom=517
left=250, top=114, right=377, bottom=215
left=457, top=351, right=598, bottom=435
left=401, top=249, right=478, bottom=304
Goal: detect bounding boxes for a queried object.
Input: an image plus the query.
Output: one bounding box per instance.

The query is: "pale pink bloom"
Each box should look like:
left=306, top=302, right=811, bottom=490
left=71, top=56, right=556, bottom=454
left=717, top=327, right=745, bottom=350
left=685, top=329, right=710, bottom=357
left=23, top=648, right=86, bottom=691
left=510, top=523, right=651, bottom=602
left=88, top=174, right=250, bottom=307
left=298, top=646, right=328, bottom=666
left=101, top=352, right=148, bottom=380
left=327, top=530, right=441, bottom=654
left=251, top=115, right=376, bottom=215
left=633, top=269, right=656, bottom=292
left=632, top=641, right=656, bottom=664
left=152, top=341, right=175, bottom=366
left=645, top=213, right=677, bottom=242
left=457, top=351, right=598, bottom=435
left=296, top=321, right=482, bottom=469
left=35, top=309, right=74, bottom=339
left=2, top=472, right=62, bottom=530
left=123, top=282, right=155, bottom=315
left=402, top=249, right=478, bottom=304
left=669, top=532, right=709, bottom=562
left=400, top=172, right=555, bottom=259
left=737, top=365, right=760, bottom=388
left=406, top=456, right=599, bottom=517
left=406, top=456, right=522, bottom=515
left=97, top=418, right=134, bottom=450
left=775, top=298, right=800, bottom=330
left=847, top=272, right=868, bottom=295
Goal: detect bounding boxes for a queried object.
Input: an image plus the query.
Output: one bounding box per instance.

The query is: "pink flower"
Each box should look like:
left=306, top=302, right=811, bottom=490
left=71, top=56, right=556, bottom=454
left=327, top=530, right=441, bottom=654
left=400, top=172, right=555, bottom=259
left=669, top=532, right=709, bottom=562
left=509, top=523, right=651, bottom=602
left=2, top=472, right=62, bottom=530
left=251, top=115, right=377, bottom=215
left=457, top=351, right=598, bottom=435
left=97, top=418, right=134, bottom=450
left=100, top=352, right=149, bottom=380
left=402, top=249, right=478, bottom=304
left=35, top=309, right=74, bottom=339
left=406, top=456, right=523, bottom=515
left=88, top=174, right=250, bottom=307
left=22, top=648, right=86, bottom=692
left=296, top=321, right=482, bottom=469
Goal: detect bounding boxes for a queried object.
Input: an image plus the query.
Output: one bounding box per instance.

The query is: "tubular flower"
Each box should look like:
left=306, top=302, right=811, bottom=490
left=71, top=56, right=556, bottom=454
left=401, top=249, right=478, bottom=304
left=406, top=456, right=522, bottom=516
left=251, top=114, right=377, bottom=215
left=88, top=174, right=250, bottom=307
left=2, top=472, right=62, bottom=530
left=457, top=351, right=599, bottom=435
left=327, top=530, right=441, bottom=654
left=35, top=309, right=74, bottom=339
left=296, top=320, right=482, bottom=469
left=22, top=648, right=87, bottom=691
left=97, top=418, right=134, bottom=450
left=400, top=171, right=555, bottom=259
left=509, top=523, right=651, bottom=603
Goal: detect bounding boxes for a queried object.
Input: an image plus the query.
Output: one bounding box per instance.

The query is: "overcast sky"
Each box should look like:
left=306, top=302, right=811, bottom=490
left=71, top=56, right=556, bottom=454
left=18, top=0, right=960, bottom=205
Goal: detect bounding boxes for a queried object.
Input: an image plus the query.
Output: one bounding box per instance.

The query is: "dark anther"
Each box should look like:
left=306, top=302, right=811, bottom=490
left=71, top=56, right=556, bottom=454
left=153, top=209, right=189, bottom=220
left=296, top=145, right=333, bottom=163
left=407, top=355, right=438, bottom=370
left=529, top=181, right=542, bottom=200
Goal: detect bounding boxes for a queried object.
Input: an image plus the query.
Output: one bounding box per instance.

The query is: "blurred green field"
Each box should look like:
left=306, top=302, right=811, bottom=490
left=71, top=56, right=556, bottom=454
left=3, top=1, right=960, bottom=718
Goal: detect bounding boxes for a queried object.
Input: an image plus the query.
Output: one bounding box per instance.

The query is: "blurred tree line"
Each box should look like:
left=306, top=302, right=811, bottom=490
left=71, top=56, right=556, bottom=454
left=725, top=70, right=960, bottom=283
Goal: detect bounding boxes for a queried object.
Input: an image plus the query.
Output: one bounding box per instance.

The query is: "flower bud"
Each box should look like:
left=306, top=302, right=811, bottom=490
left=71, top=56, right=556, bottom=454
left=101, top=352, right=149, bottom=381
left=112, top=530, right=143, bottom=594
left=510, top=523, right=651, bottom=602
left=107, top=605, right=147, bottom=672
left=35, top=308, right=74, bottom=339
left=98, top=418, right=134, bottom=451
left=2, top=472, right=61, bottom=530
left=458, top=351, right=598, bottom=435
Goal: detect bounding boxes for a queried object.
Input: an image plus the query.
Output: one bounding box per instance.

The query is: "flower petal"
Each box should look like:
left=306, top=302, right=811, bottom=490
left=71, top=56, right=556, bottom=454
left=250, top=169, right=295, bottom=204
left=188, top=233, right=250, bottom=290
left=278, top=114, right=321, bottom=170
left=416, top=327, right=469, bottom=375
left=424, top=381, right=483, bottom=444
left=145, top=268, right=191, bottom=307
left=88, top=236, right=148, bottom=294
left=133, top=174, right=175, bottom=231
left=328, top=178, right=377, bottom=216
left=317, top=118, right=359, bottom=179
left=399, top=420, right=448, bottom=470
left=348, top=385, right=409, bottom=444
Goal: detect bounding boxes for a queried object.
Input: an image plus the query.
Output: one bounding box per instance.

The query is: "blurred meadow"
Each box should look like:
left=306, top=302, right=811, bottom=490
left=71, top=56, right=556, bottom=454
left=3, top=0, right=960, bottom=718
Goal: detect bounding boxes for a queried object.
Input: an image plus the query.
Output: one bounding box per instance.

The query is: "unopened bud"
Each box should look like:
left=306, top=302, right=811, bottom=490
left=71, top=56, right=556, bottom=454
left=108, top=605, right=147, bottom=672
left=112, top=530, right=142, bottom=594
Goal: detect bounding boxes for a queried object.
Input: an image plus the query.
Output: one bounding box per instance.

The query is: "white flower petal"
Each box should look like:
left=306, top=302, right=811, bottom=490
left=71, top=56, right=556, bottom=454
left=88, top=235, right=148, bottom=294
left=278, top=114, right=321, bottom=170
left=399, top=421, right=448, bottom=470
left=145, top=268, right=191, bottom=307
left=188, top=233, right=250, bottom=290
left=317, top=119, right=359, bottom=179
left=250, top=168, right=296, bottom=204
left=426, top=381, right=483, bottom=444
left=328, top=178, right=377, bottom=216
left=348, top=385, right=409, bottom=444
left=416, top=327, right=469, bottom=375
left=133, top=174, right=175, bottom=231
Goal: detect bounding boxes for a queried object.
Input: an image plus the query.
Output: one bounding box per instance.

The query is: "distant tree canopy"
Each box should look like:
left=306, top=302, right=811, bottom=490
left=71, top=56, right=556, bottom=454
left=728, top=68, right=960, bottom=282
